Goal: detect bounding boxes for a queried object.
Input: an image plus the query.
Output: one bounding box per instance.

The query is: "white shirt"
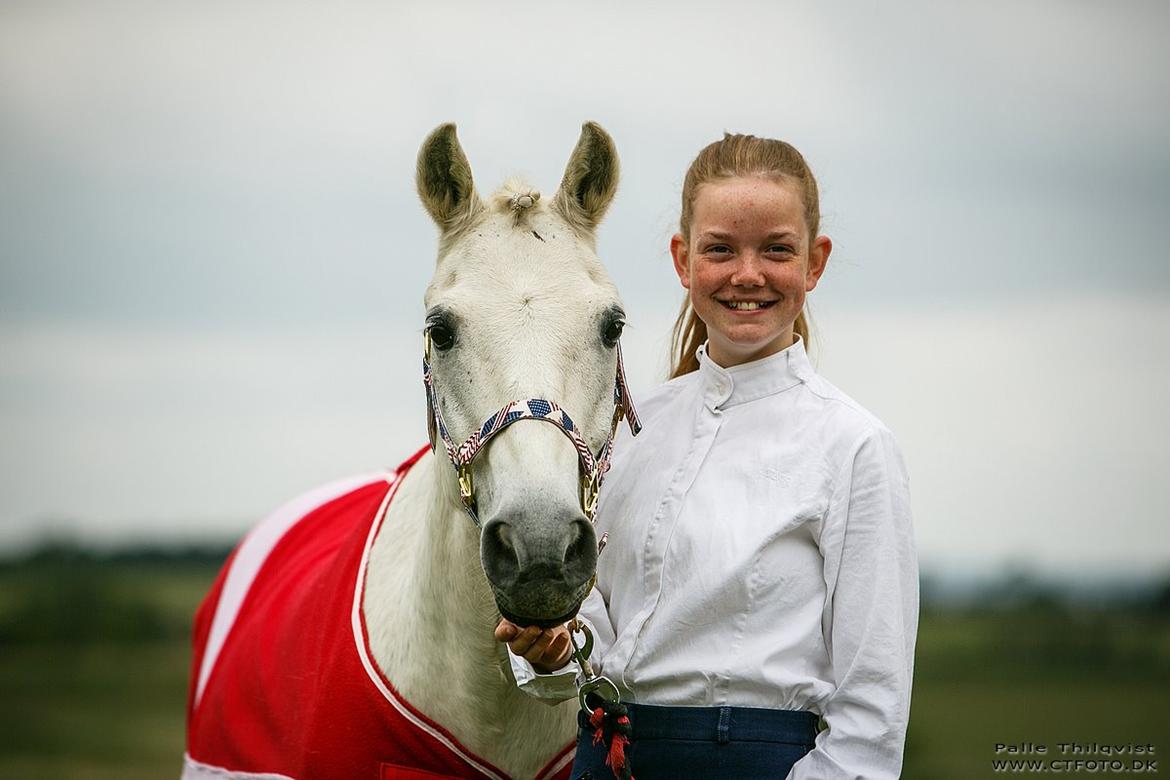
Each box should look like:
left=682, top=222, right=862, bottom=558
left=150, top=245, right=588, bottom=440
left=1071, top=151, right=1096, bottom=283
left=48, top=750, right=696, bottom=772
left=510, top=337, right=918, bottom=779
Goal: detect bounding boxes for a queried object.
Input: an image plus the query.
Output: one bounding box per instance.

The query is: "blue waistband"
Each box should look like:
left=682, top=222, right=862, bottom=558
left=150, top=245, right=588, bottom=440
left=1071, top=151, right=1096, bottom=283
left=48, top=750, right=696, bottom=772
left=579, top=703, right=819, bottom=745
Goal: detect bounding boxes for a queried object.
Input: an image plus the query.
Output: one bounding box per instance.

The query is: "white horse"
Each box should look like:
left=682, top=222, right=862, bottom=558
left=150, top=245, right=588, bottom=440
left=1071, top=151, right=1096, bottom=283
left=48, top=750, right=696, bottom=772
left=184, top=123, right=635, bottom=780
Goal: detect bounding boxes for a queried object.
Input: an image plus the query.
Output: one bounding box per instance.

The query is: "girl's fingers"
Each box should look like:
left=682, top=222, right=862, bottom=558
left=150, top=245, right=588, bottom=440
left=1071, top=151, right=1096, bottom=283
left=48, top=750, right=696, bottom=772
left=497, top=622, right=573, bottom=669
left=507, top=625, right=543, bottom=655
left=494, top=619, right=519, bottom=642
left=545, top=630, right=571, bottom=666
left=523, top=629, right=556, bottom=664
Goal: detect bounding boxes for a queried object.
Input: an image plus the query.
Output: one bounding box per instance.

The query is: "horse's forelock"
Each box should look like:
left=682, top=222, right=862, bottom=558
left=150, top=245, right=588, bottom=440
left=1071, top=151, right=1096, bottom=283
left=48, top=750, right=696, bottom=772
left=488, top=178, right=544, bottom=227
left=434, top=179, right=549, bottom=258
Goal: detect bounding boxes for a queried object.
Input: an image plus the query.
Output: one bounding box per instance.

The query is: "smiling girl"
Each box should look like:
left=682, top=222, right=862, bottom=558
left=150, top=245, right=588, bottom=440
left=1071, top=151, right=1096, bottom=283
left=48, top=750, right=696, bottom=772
left=499, top=133, right=919, bottom=779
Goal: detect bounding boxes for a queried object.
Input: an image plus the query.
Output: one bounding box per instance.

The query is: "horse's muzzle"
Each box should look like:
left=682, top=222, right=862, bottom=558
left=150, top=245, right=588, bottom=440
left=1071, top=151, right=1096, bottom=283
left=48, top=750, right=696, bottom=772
left=481, top=515, right=597, bottom=629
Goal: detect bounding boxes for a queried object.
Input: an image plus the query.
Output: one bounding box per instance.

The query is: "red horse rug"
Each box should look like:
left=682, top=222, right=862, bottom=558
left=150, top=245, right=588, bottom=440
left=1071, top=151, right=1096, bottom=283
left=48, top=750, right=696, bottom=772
left=184, top=447, right=574, bottom=780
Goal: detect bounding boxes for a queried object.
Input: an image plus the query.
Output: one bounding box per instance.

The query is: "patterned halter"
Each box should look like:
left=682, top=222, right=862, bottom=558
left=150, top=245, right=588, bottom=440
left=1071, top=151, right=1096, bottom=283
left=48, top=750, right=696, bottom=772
left=423, top=330, right=642, bottom=527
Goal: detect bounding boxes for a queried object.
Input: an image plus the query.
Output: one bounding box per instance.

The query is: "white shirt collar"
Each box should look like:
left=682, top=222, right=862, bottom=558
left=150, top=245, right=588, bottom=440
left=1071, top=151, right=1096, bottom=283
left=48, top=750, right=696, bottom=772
left=695, top=335, right=812, bottom=409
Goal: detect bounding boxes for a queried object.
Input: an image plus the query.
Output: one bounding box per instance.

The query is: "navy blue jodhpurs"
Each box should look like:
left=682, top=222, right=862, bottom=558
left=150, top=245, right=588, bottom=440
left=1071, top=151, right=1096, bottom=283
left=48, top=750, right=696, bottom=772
left=570, top=703, right=819, bottom=779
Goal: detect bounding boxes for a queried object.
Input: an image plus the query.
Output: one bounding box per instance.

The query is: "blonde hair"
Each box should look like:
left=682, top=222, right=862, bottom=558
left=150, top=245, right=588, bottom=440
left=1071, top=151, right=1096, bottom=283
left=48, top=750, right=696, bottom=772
left=669, top=133, right=821, bottom=378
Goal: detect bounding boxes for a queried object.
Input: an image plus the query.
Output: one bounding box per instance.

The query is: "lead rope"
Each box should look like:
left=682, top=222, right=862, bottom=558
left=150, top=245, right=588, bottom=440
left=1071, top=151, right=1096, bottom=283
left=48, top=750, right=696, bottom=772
left=569, top=621, right=633, bottom=780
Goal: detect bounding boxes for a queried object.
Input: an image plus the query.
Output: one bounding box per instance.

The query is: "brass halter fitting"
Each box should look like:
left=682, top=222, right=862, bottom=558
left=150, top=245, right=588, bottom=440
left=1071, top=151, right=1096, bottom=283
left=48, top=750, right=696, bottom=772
left=457, top=465, right=475, bottom=511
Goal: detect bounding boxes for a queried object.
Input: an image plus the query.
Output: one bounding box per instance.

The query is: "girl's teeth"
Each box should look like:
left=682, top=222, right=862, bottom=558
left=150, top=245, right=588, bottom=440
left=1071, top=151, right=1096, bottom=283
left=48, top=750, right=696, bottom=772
left=728, top=301, right=762, bottom=310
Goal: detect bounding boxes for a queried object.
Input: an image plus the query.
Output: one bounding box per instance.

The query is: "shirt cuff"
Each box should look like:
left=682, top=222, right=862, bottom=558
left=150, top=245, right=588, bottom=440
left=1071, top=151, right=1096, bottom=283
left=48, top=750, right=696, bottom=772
left=508, top=648, right=582, bottom=703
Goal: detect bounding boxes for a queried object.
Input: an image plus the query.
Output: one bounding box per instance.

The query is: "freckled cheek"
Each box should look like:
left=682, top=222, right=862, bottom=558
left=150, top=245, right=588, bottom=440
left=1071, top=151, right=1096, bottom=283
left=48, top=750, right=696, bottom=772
left=693, top=268, right=731, bottom=292
left=770, top=268, right=807, bottom=292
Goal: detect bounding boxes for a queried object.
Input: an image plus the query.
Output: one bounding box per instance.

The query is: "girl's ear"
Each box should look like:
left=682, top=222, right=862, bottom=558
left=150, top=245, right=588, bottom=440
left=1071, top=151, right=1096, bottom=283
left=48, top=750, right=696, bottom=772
left=670, top=234, right=691, bottom=290
left=806, top=235, right=832, bottom=292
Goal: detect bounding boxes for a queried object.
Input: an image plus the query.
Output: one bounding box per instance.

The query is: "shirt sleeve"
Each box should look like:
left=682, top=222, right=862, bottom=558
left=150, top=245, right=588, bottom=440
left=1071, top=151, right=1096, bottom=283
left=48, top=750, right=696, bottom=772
left=788, top=427, right=919, bottom=780
left=508, top=581, right=617, bottom=702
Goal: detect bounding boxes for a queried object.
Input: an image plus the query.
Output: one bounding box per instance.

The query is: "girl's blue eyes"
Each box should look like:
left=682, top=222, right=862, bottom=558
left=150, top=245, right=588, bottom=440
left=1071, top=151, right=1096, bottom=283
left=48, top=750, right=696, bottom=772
left=704, top=245, right=795, bottom=255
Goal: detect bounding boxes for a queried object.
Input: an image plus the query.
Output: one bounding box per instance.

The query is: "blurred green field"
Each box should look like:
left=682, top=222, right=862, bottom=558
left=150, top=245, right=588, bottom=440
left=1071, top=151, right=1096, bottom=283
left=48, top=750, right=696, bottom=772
left=1, top=549, right=1167, bottom=779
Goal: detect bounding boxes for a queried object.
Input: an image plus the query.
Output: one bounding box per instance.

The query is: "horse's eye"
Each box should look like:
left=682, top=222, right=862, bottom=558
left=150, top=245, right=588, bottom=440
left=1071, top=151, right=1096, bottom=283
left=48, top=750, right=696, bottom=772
left=429, top=323, right=456, bottom=351
left=602, top=319, right=624, bottom=348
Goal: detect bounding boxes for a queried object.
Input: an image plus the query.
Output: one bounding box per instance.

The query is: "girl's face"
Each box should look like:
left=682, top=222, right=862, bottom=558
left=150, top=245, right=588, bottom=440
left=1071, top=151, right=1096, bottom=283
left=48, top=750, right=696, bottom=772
left=671, top=176, right=831, bottom=368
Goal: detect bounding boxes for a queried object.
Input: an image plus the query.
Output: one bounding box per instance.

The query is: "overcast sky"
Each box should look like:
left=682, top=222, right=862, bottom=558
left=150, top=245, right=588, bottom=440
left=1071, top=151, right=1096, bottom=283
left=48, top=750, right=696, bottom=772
left=2, top=1, right=1168, bottom=577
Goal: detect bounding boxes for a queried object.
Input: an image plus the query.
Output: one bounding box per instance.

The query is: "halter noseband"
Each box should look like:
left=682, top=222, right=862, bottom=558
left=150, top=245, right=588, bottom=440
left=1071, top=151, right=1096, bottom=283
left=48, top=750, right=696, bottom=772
left=422, top=331, right=642, bottom=527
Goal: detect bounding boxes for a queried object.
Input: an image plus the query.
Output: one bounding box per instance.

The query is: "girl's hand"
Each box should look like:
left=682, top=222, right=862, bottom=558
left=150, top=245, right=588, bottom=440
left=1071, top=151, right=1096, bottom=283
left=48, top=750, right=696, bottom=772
left=494, top=618, right=573, bottom=674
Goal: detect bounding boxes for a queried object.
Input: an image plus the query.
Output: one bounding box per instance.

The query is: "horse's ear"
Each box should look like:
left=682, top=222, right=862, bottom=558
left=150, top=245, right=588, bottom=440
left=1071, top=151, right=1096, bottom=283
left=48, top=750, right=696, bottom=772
left=553, top=122, right=619, bottom=235
left=417, top=123, right=483, bottom=234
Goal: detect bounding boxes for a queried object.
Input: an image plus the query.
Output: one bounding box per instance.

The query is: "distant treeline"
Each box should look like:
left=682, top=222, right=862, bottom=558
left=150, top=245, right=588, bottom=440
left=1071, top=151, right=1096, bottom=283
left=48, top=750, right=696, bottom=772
left=1, top=539, right=235, bottom=569
left=1, top=541, right=1169, bottom=653
left=0, top=540, right=234, bottom=645
left=919, top=568, right=1170, bottom=615
left=6, top=539, right=1169, bottom=609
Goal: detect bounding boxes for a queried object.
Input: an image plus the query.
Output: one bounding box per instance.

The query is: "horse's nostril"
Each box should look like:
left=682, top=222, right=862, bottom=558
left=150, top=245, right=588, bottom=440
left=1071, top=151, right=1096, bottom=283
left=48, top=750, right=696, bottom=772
left=563, top=519, right=593, bottom=565
left=481, top=519, right=521, bottom=588
left=562, top=518, right=598, bottom=585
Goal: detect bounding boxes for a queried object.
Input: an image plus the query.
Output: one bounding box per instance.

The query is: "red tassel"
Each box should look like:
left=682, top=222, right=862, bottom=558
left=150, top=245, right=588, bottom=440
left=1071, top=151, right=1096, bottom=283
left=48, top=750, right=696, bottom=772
left=590, top=707, right=606, bottom=729
left=606, top=733, right=629, bottom=770
left=591, top=707, right=606, bottom=746
left=590, top=706, right=635, bottom=779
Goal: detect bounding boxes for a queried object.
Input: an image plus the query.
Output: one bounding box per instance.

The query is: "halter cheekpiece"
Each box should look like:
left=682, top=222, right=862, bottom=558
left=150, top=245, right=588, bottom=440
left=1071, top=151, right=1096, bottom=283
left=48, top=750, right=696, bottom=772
left=423, top=330, right=641, bottom=527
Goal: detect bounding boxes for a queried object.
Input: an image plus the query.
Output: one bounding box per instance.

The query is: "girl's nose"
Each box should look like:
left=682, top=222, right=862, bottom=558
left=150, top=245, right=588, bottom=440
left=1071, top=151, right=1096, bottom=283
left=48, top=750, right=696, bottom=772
left=729, top=252, right=767, bottom=286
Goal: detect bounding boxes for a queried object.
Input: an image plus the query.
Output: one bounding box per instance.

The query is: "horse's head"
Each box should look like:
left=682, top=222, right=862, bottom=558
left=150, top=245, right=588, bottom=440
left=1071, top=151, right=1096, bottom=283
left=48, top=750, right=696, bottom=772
left=417, top=122, right=632, bottom=628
